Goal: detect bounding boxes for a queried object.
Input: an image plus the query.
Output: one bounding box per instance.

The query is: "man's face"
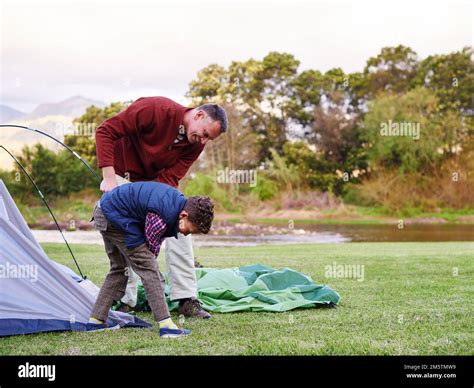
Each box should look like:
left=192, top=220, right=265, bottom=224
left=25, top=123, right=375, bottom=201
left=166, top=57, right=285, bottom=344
left=186, top=110, right=222, bottom=145
left=177, top=211, right=200, bottom=235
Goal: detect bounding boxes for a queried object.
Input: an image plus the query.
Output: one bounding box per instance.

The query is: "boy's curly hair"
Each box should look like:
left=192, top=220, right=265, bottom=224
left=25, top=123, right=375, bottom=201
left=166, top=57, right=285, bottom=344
left=184, top=196, right=214, bottom=234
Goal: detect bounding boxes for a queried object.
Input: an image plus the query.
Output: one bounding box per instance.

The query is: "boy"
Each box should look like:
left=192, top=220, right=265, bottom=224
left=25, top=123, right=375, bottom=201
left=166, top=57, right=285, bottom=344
left=87, top=181, right=214, bottom=338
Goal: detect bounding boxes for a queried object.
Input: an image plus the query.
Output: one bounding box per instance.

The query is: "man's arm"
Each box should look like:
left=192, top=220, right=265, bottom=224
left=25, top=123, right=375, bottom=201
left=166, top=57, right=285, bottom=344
left=100, top=166, right=119, bottom=192
left=95, top=97, right=156, bottom=192
left=156, top=144, right=205, bottom=188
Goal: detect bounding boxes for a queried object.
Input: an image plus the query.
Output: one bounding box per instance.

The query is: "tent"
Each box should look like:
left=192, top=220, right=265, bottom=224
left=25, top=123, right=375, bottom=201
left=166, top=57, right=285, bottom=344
left=0, top=179, right=150, bottom=336
left=133, top=264, right=341, bottom=313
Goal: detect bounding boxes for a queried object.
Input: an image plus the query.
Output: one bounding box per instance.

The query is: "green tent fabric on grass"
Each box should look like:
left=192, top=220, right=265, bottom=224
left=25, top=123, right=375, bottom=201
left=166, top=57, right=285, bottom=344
left=133, top=264, right=341, bottom=313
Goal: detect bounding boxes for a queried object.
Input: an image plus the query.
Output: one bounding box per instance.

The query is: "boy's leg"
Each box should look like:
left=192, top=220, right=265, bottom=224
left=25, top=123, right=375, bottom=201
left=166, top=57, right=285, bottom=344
left=90, top=209, right=129, bottom=322
left=123, top=243, right=170, bottom=322
left=111, top=237, right=190, bottom=336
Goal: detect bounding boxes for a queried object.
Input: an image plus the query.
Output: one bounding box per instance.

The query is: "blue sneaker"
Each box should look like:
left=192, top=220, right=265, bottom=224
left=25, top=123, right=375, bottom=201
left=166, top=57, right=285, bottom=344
left=159, top=327, right=191, bottom=338
left=85, top=322, right=121, bottom=332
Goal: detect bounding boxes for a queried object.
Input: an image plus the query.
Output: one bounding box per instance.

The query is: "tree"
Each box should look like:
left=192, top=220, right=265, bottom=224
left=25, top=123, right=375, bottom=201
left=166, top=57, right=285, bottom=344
left=287, top=69, right=325, bottom=127
left=363, top=87, right=451, bottom=173
left=14, top=144, right=98, bottom=198
left=188, top=52, right=302, bottom=161
left=258, top=52, right=301, bottom=155
left=312, top=105, right=368, bottom=179
left=364, top=45, right=419, bottom=97
left=187, top=64, right=229, bottom=105
left=200, top=102, right=260, bottom=171
left=282, top=141, right=341, bottom=193
left=413, top=47, right=474, bottom=113
left=65, top=101, right=127, bottom=170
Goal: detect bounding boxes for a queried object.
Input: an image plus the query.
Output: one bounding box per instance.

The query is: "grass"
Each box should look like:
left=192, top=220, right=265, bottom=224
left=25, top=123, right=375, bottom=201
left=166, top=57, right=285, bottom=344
left=250, top=207, right=474, bottom=225
left=17, top=188, right=100, bottom=226
left=352, top=205, right=474, bottom=223
left=1, top=241, right=473, bottom=355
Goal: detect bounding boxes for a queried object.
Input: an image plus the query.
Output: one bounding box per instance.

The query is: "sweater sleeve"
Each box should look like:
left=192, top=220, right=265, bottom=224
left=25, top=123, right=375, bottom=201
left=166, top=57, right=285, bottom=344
left=156, top=144, right=205, bottom=188
left=95, top=97, right=156, bottom=168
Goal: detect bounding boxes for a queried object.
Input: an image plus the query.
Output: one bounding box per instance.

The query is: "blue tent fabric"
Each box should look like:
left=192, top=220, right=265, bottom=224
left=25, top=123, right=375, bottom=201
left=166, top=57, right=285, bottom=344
left=0, top=179, right=150, bottom=337
left=0, top=318, right=86, bottom=337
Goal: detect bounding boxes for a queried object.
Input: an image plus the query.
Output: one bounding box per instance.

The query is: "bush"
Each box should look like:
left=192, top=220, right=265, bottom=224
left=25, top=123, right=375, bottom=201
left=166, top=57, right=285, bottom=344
left=182, top=172, right=237, bottom=212
left=250, top=175, right=278, bottom=201
left=364, top=87, right=457, bottom=174
left=341, top=184, right=379, bottom=207
left=351, top=163, right=474, bottom=212
left=282, top=142, right=342, bottom=193
left=280, top=190, right=341, bottom=209
left=12, top=144, right=98, bottom=200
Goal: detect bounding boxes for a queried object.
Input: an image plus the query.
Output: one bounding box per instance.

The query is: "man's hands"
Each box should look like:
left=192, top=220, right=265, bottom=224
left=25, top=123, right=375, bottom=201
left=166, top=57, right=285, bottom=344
left=100, top=178, right=118, bottom=192
left=100, top=166, right=118, bottom=193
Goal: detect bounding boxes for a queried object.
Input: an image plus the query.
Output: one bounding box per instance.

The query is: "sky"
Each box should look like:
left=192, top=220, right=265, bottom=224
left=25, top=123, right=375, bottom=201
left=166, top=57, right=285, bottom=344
left=0, top=0, right=473, bottom=112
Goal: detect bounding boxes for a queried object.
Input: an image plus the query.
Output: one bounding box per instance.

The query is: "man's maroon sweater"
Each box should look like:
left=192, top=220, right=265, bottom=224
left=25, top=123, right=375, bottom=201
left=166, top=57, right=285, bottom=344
left=95, top=96, right=205, bottom=188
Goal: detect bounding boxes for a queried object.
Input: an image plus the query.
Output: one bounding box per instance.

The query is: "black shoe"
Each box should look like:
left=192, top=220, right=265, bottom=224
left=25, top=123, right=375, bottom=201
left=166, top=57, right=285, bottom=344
left=178, top=298, right=211, bottom=319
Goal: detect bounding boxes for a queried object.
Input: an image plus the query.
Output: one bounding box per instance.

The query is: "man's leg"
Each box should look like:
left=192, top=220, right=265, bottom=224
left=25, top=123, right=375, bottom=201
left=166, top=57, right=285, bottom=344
left=165, top=234, right=196, bottom=300
left=165, top=234, right=210, bottom=318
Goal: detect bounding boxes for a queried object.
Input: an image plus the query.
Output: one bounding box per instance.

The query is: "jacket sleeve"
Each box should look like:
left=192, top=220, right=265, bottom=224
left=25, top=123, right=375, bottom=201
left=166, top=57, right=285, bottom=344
left=95, top=97, right=156, bottom=168
left=156, top=144, right=204, bottom=188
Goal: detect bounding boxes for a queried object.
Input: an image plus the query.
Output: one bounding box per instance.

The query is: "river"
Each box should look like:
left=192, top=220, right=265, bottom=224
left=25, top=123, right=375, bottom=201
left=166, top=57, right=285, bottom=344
left=32, top=223, right=474, bottom=247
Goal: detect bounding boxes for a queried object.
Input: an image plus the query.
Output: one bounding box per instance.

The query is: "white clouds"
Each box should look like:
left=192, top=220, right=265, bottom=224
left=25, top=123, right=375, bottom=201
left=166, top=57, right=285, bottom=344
left=0, top=0, right=472, bottom=111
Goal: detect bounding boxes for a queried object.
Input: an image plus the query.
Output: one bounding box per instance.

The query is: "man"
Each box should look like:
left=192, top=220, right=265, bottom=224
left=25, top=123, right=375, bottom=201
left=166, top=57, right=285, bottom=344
left=95, top=96, right=228, bottom=318
left=88, top=181, right=214, bottom=337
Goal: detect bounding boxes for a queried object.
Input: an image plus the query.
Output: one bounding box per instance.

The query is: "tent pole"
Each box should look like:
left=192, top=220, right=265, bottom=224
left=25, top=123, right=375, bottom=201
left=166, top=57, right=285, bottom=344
left=0, top=145, right=86, bottom=279
left=0, top=124, right=100, bottom=181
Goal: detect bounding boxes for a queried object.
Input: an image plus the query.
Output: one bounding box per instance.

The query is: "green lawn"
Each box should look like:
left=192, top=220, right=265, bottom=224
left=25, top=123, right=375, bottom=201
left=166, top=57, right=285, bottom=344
left=1, top=242, right=473, bottom=355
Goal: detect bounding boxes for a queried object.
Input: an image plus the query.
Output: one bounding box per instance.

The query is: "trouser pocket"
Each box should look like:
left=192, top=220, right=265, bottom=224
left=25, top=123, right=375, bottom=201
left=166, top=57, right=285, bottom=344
left=92, top=205, right=108, bottom=231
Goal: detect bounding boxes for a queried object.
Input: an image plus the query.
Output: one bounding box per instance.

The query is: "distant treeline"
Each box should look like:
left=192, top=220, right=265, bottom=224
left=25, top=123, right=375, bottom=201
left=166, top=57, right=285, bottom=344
left=1, top=46, right=473, bottom=213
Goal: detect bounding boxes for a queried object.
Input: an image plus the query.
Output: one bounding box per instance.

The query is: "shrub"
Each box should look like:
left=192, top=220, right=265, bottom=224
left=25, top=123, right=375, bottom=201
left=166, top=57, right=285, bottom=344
left=182, top=172, right=236, bottom=212
left=250, top=175, right=278, bottom=201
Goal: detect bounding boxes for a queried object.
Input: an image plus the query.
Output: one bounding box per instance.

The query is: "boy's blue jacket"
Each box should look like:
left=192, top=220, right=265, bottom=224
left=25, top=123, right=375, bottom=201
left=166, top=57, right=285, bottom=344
left=99, top=181, right=187, bottom=249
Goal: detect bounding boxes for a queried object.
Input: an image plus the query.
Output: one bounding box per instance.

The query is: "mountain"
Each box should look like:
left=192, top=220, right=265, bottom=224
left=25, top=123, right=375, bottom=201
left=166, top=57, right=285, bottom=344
left=0, top=105, right=26, bottom=123
left=0, top=115, right=73, bottom=170
left=0, top=95, right=107, bottom=170
left=26, top=96, right=106, bottom=119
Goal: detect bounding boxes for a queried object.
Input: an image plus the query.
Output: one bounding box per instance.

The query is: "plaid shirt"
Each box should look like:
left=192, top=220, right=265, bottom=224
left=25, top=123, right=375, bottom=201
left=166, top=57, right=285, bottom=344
left=144, top=211, right=167, bottom=256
